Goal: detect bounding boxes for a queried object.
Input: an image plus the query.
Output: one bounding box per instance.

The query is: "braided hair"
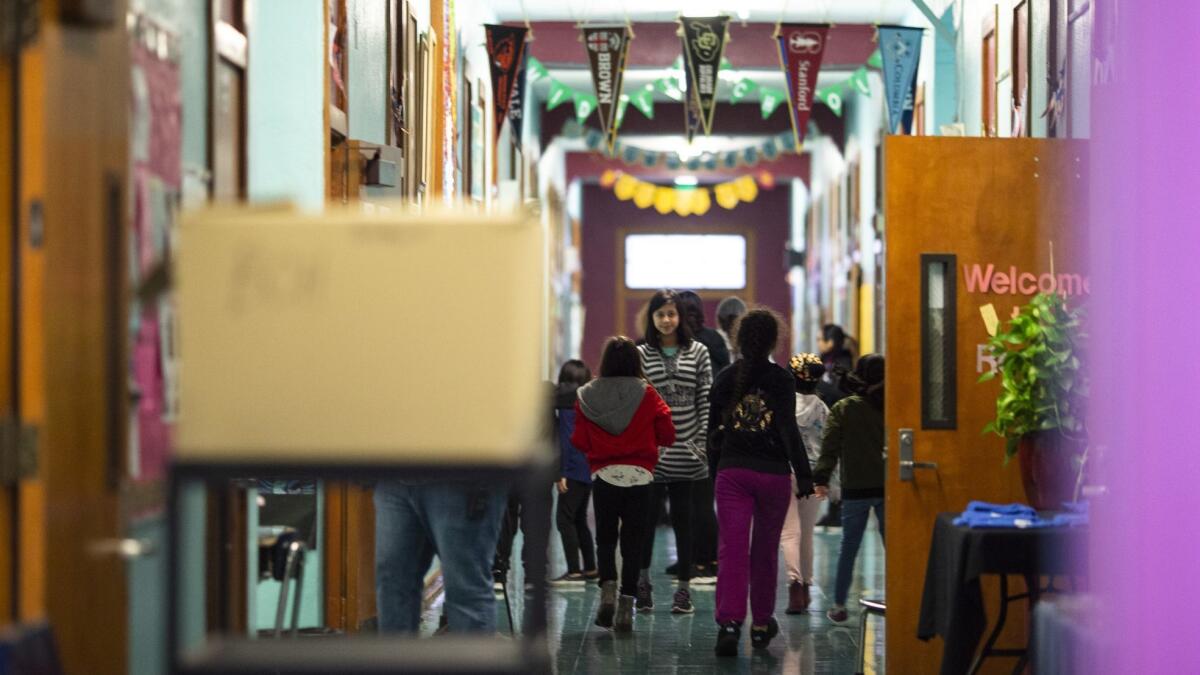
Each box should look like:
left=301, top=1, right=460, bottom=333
left=725, top=308, right=783, bottom=418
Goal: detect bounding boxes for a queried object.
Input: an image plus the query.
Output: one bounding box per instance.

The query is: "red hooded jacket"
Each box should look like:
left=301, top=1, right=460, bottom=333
left=571, top=383, right=675, bottom=475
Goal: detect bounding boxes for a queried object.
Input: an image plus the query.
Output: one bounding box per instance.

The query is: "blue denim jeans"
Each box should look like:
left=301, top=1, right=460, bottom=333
left=833, top=497, right=885, bottom=606
left=374, top=480, right=508, bottom=634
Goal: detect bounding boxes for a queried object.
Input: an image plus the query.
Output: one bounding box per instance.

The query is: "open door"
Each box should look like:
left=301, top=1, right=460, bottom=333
left=883, top=136, right=1087, bottom=673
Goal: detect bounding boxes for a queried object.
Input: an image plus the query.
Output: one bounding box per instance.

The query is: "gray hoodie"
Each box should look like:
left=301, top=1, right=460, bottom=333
left=577, top=377, right=647, bottom=436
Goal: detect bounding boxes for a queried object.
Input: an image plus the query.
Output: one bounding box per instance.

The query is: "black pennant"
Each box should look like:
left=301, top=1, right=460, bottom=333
left=582, top=25, right=633, bottom=153
left=680, top=15, right=730, bottom=136
left=683, top=54, right=702, bottom=143
left=484, top=24, right=528, bottom=143
left=507, top=51, right=528, bottom=151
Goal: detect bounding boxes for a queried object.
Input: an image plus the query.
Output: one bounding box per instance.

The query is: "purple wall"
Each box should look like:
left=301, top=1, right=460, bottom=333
left=1090, top=4, right=1200, bottom=672
left=579, top=183, right=793, bottom=368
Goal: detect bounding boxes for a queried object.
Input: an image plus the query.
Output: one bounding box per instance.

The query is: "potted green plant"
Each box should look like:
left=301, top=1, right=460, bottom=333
left=979, top=292, right=1088, bottom=509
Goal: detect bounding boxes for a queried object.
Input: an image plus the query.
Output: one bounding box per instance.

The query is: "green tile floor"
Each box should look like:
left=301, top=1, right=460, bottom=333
left=424, top=516, right=885, bottom=674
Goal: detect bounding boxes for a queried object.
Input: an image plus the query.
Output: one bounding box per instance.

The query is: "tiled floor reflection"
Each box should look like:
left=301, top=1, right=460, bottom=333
left=429, top=515, right=885, bottom=673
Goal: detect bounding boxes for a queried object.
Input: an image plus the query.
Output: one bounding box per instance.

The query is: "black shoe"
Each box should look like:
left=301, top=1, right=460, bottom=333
left=671, top=587, right=694, bottom=614
left=664, top=561, right=679, bottom=575
left=635, top=580, right=654, bottom=611
left=750, top=616, right=779, bottom=650
left=715, top=621, right=742, bottom=657
left=548, top=572, right=588, bottom=587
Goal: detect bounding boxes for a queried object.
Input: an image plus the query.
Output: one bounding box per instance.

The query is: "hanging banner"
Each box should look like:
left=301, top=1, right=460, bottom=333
left=484, top=24, right=528, bottom=141
left=683, top=50, right=702, bottom=143
left=877, top=25, right=923, bottom=134
left=775, top=23, right=829, bottom=150
left=507, top=51, right=527, bottom=151
left=680, top=15, right=731, bottom=136
left=582, top=25, right=633, bottom=152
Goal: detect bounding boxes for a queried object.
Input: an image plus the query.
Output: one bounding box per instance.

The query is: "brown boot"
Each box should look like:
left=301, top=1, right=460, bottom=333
left=786, top=581, right=805, bottom=614
left=800, top=582, right=811, bottom=611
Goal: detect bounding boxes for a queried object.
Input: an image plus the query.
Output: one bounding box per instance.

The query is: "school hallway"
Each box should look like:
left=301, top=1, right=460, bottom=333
left=423, top=519, right=886, bottom=674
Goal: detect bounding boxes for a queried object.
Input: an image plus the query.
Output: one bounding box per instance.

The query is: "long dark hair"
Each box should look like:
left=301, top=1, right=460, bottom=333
left=725, top=308, right=783, bottom=417
left=821, top=324, right=847, bottom=354
left=643, top=289, right=694, bottom=349
left=599, top=336, right=644, bottom=378
left=675, top=290, right=706, bottom=333
left=845, top=353, right=884, bottom=410
left=557, top=359, right=592, bottom=387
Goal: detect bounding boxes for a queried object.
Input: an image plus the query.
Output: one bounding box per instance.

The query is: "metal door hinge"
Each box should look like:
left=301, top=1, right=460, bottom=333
left=0, top=0, right=40, bottom=56
left=0, top=419, right=38, bottom=486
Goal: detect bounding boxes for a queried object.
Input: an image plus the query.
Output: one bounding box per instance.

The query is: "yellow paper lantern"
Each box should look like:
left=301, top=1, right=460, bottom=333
left=714, top=182, right=739, bottom=209
left=634, top=181, right=657, bottom=208
left=614, top=173, right=638, bottom=200
left=734, top=175, right=759, bottom=202
left=673, top=189, right=694, bottom=217
left=692, top=187, right=712, bottom=215
left=653, top=186, right=676, bottom=214
left=600, top=169, right=618, bottom=188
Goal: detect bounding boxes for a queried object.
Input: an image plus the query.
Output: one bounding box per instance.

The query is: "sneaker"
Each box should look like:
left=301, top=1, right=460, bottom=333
left=595, top=581, right=617, bottom=629
left=582, top=569, right=600, bottom=580
left=548, top=572, right=587, bottom=587
left=750, top=616, right=779, bottom=649
left=786, top=581, right=805, bottom=614
left=827, top=605, right=850, bottom=624
left=664, top=561, right=679, bottom=575
left=614, top=594, right=635, bottom=633
left=714, top=621, right=742, bottom=657
left=671, top=587, right=694, bottom=614
left=691, top=566, right=717, bottom=585
left=635, top=579, right=654, bottom=611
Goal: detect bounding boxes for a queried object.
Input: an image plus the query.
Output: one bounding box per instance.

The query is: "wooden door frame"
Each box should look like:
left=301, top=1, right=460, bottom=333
left=982, top=6, right=998, bottom=137
left=613, top=223, right=758, bottom=337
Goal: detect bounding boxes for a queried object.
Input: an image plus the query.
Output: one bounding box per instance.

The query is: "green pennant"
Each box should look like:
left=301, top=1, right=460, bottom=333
left=850, top=67, right=871, bottom=95
left=527, top=56, right=550, bottom=82
left=868, top=50, right=883, bottom=69
left=574, top=92, right=598, bottom=124
left=616, top=95, right=630, bottom=128
left=546, top=80, right=572, bottom=111
left=655, top=76, right=683, bottom=101
left=630, top=88, right=655, bottom=119
left=730, top=78, right=760, bottom=103
left=760, top=87, right=786, bottom=119
left=818, top=87, right=844, bottom=116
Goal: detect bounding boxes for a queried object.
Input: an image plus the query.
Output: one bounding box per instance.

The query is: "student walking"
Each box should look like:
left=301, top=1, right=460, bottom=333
left=637, top=290, right=713, bottom=615
left=779, top=353, right=830, bottom=613
left=814, top=354, right=886, bottom=624
left=572, top=337, right=675, bottom=632
left=550, top=360, right=597, bottom=585
left=708, top=309, right=813, bottom=656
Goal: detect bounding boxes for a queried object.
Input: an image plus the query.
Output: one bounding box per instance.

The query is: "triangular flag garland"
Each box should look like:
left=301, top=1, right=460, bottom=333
left=526, top=51, right=880, bottom=127
left=599, top=169, right=775, bottom=217
left=775, top=23, right=830, bottom=150
left=877, top=25, right=923, bottom=134
left=582, top=25, right=633, bottom=153
left=484, top=24, right=528, bottom=142
left=680, top=15, right=731, bottom=137
left=561, top=120, right=795, bottom=169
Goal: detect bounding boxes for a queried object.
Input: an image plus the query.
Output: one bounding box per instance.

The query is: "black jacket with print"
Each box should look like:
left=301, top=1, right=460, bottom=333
left=707, top=360, right=813, bottom=495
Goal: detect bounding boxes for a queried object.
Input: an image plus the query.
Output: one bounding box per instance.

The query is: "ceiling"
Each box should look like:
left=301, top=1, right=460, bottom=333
left=489, top=0, right=935, bottom=25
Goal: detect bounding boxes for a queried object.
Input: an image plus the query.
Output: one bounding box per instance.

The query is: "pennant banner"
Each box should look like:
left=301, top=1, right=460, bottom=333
left=776, top=23, right=830, bottom=150
left=600, top=170, right=775, bottom=217
left=507, top=52, right=528, bottom=150
left=484, top=24, right=528, bottom=141
left=582, top=25, right=633, bottom=153
left=878, top=25, right=923, bottom=134
left=680, top=15, right=731, bottom=136
left=683, top=51, right=702, bottom=143
left=563, top=120, right=796, bottom=169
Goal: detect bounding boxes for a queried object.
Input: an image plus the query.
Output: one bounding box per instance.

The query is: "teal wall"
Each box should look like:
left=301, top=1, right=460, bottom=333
left=248, top=0, right=326, bottom=210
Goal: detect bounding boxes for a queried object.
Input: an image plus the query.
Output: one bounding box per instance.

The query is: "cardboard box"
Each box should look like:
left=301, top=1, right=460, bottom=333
left=175, top=206, right=545, bottom=465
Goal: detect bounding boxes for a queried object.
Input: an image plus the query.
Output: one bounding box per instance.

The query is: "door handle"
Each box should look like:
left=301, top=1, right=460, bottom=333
left=87, top=538, right=159, bottom=560
left=898, top=428, right=939, bottom=481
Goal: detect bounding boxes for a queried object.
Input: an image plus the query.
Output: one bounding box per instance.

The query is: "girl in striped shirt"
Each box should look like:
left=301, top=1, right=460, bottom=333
left=636, top=290, right=713, bottom=615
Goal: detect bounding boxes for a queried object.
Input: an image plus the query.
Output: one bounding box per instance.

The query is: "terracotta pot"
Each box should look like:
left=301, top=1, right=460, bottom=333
left=1017, top=431, right=1080, bottom=510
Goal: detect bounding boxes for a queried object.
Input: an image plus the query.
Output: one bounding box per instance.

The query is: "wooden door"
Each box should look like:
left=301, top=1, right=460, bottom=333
left=883, top=137, right=1087, bottom=673
left=0, top=11, right=19, bottom=629
left=7, top=3, right=133, bottom=672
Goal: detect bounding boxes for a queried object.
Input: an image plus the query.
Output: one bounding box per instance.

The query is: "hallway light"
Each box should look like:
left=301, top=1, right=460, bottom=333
left=674, top=176, right=699, bottom=186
